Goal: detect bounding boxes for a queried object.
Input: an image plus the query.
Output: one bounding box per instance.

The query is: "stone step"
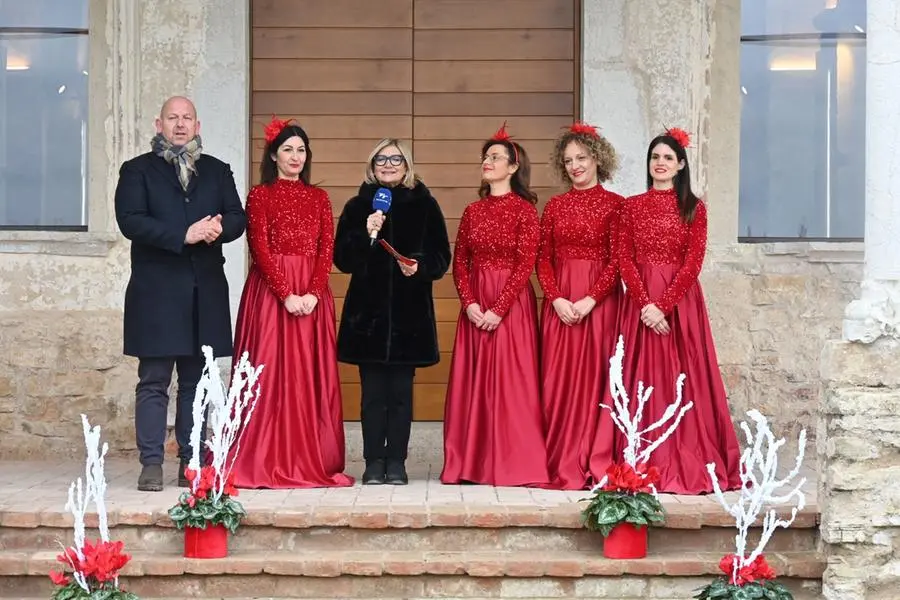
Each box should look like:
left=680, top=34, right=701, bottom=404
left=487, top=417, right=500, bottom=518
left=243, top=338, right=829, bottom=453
left=0, top=550, right=824, bottom=599
left=0, top=522, right=817, bottom=554
left=0, top=504, right=819, bottom=554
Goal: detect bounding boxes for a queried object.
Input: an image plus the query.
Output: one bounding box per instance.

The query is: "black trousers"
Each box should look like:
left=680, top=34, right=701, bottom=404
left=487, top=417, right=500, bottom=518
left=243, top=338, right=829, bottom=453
left=135, top=355, right=205, bottom=466
left=358, top=364, right=415, bottom=461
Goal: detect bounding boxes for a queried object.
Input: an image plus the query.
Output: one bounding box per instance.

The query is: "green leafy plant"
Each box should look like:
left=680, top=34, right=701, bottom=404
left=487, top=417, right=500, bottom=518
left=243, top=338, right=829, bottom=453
left=580, top=463, right=665, bottom=536
left=694, top=554, right=793, bottom=600
left=51, top=584, right=140, bottom=600
left=694, top=578, right=794, bottom=600
left=167, top=466, right=246, bottom=534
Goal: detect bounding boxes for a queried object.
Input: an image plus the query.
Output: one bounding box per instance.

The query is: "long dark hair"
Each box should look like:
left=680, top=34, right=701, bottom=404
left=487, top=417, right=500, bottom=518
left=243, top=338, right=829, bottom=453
left=645, top=135, right=699, bottom=223
left=260, top=124, right=312, bottom=185
left=478, top=139, right=538, bottom=204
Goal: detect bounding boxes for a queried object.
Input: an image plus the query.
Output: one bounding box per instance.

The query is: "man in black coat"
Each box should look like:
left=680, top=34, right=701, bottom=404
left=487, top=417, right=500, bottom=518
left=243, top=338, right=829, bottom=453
left=114, top=96, right=246, bottom=491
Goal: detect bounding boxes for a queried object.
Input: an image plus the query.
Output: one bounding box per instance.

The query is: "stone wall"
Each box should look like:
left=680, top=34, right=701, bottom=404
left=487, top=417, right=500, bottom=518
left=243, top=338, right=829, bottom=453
left=0, top=0, right=863, bottom=458
left=705, top=245, right=861, bottom=447
left=0, top=0, right=248, bottom=459
left=819, top=340, right=900, bottom=599
left=581, top=0, right=862, bottom=445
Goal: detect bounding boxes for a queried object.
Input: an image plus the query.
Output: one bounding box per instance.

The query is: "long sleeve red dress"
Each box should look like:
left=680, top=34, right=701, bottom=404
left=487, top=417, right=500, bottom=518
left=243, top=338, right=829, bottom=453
left=537, top=184, right=623, bottom=490
left=230, top=178, right=353, bottom=489
left=441, top=192, right=549, bottom=486
left=615, top=188, right=740, bottom=494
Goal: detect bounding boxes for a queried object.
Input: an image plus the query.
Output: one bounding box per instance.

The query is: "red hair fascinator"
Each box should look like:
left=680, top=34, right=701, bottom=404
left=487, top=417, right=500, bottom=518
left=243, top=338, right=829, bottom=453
left=264, top=115, right=295, bottom=145
left=489, top=120, right=518, bottom=163
left=568, top=121, right=600, bottom=138
left=665, top=126, right=692, bottom=149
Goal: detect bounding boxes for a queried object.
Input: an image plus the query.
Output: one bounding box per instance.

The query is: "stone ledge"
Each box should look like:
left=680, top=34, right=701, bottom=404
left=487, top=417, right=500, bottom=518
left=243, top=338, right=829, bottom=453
left=0, top=503, right=820, bottom=530
left=9, top=549, right=824, bottom=579
left=0, top=230, right=120, bottom=257
left=820, top=339, right=900, bottom=387
left=756, top=241, right=864, bottom=263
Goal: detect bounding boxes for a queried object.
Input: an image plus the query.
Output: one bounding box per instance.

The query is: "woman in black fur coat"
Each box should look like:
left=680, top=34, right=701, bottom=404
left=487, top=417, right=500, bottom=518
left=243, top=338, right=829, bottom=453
left=334, top=138, right=451, bottom=485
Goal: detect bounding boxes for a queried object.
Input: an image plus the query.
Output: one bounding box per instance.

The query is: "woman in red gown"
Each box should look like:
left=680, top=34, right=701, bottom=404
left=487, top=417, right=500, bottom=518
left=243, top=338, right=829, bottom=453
left=229, top=117, right=353, bottom=488
left=441, top=123, right=549, bottom=487
left=616, top=127, right=740, bottom=494
left=538, top=122, right=624, bottom=490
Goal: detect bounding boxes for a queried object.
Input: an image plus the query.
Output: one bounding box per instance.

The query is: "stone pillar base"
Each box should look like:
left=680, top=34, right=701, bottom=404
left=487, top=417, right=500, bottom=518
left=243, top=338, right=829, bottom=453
left=819, top=339, right=900, bottom=600
left=843, top=279, right=900, bottom=343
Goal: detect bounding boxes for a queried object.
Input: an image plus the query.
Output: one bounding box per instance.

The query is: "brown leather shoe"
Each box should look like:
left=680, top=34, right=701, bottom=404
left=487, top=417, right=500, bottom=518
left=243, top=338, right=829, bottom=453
left=137, top=464, right=163, bottom=492
left=177, top=460, right=190, bottom=488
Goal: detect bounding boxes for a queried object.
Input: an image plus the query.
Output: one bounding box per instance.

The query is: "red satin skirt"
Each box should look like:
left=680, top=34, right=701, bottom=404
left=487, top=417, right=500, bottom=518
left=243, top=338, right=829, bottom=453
left=441, top=268, right=549, bottom=486
left=540, top=258, right=620, bottom=490
left=229, top=256, right=354, bottom=489
left=613, top=263, right=741, bottom=494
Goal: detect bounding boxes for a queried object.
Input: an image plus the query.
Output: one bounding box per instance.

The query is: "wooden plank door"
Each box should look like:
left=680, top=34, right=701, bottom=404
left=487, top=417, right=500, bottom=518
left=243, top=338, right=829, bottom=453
left=250, top=0, right=579, bottom=421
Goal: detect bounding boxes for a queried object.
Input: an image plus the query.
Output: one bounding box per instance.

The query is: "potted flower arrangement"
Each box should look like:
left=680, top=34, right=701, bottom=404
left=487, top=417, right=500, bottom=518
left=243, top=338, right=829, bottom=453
left=695, top=409, right=807, bottom=600
left=580, top=336, right=693, bottom=558
left=167, top=346, right=264, bottom=558
left=50, top=415, right=139, bottom=600
left=581, top=462, right=665, bottom=558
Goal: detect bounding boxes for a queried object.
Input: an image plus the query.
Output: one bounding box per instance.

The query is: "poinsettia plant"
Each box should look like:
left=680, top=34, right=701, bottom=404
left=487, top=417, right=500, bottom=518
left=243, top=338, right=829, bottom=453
left=694, top=554, right=792, bottom=600
left=50, top=540, right=137, bottom=600
left=580, top=462, right=665, bottom=536
left=50, top=415, right=139, bottom=600
left=695, top=410, right=806, bottom=600
left=167, top=346, right=263, bottom=534
left=168, top=465, right=245, bottom=533
left=581, top=336, right=693, bottom=535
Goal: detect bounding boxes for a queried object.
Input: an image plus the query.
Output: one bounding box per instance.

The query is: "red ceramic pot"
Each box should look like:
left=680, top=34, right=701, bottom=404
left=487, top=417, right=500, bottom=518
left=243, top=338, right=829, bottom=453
left=184, top=523, right=228, bottom=558
left=602, top=523, right=648, bottom=559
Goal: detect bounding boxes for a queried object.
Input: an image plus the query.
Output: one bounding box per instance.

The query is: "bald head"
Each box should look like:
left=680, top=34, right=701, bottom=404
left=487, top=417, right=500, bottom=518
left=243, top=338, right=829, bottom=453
left=155, top=96, right=200, bottom=146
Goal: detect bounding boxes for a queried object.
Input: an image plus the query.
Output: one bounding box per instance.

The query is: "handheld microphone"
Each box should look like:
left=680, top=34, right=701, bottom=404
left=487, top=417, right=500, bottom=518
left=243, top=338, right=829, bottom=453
left=369, top=187, right=393, bottom=245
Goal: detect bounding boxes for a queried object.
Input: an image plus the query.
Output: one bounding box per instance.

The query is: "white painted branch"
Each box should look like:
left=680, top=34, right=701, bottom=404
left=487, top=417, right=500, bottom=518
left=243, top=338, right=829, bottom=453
left=188, top=346, right=264, bottom=501
left=706, top=409, right=807, bottom=582
left=601, top=335, right=693, bottom=471
left=62, top=414, right=113, bottom=592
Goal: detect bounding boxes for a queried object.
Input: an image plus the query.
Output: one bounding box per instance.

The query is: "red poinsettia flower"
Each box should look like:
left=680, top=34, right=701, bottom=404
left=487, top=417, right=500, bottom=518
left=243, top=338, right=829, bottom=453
left=182, top=465, right=238, bottom=505
left=601, top=463, right=660, bottom=494
left=54, top=538, right=131, bottom=587
left=719, top=553, right=777, bottom=586
left=223, top=471, right=239, bottom=497
left=49, top=570, right=70, bottom=586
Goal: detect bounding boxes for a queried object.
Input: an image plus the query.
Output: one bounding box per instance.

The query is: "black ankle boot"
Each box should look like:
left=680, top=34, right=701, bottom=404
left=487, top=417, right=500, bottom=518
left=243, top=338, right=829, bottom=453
left=385, top=459, right=408, bottom=485
left=362, top=459, right=386, bottom=485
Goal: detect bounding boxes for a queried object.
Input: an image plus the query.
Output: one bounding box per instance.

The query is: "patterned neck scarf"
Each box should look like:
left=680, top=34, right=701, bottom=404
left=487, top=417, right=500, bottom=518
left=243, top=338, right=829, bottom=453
left=150, top=133, right=202, bottom=191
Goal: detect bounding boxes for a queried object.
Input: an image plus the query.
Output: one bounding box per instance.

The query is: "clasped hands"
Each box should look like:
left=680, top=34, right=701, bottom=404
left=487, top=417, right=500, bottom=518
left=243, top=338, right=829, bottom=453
left=641, top=303, right=670, bottom=335
left=551, top=297, right=597, bottom=326
left=465, top=303, right=502, bottom=332
left=185, top=214, right=224, bottom=245
left=284, top=293, right=319, bottom=316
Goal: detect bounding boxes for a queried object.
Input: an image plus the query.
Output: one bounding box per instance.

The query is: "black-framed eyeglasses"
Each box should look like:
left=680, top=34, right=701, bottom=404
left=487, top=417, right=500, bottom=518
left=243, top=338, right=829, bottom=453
left=374, top=154, right=405, bottom=167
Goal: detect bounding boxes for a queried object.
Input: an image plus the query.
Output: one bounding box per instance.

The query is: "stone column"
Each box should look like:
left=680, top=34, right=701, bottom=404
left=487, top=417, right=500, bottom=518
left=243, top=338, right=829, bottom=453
left=820, top=2, right=900, bottom=599
left=842, top=0, right=900, bottom=343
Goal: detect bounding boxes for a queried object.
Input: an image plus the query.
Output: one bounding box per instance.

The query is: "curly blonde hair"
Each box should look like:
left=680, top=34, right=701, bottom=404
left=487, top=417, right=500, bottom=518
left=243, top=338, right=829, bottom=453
left=549, top=131, right=619, bottom=185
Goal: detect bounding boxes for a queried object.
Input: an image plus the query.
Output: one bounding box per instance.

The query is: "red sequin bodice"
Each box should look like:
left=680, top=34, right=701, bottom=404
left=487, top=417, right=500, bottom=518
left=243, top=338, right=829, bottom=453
left=537, top=185, right=623, bottom=302
left=245, top=178, right=334, bottom=302
left=619, top=187, right=708, bottom=315
left=452, top=192, right=539, bottom=317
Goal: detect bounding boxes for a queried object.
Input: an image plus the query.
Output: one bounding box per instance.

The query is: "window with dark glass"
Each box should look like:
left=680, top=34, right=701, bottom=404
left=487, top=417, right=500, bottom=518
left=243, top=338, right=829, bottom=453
left=739, top=0, right=866, bottom=241
left=0, top=1, right=89, bottom=230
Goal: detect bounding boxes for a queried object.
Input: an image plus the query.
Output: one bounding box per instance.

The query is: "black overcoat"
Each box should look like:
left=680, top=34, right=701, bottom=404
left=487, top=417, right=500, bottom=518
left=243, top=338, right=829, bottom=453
left=114, top=152, right=247, bottom=358
left=334, top=181, right=451, bottom=366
